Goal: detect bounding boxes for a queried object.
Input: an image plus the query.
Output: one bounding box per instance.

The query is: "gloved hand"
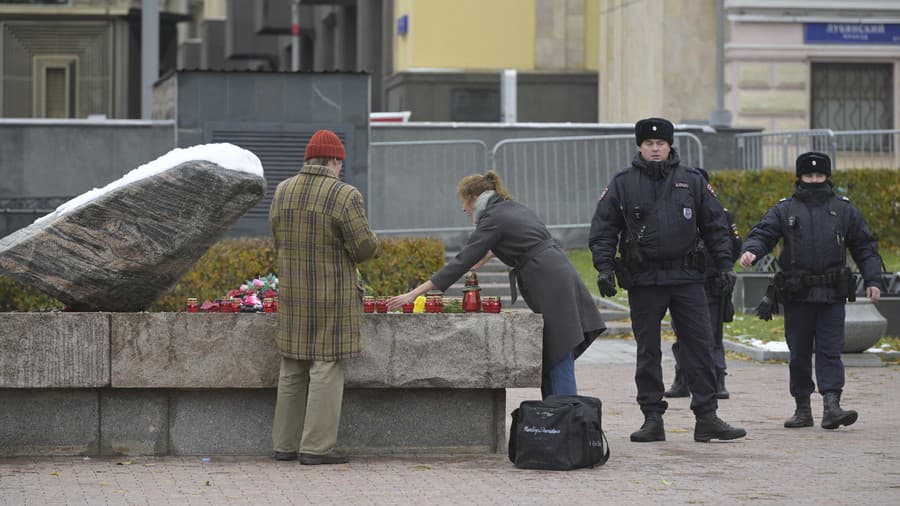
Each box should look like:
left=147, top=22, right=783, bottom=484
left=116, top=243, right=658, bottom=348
left=719, top=271, right=737, bottom=297
left=597, top=270, right=617, bottom=297
left=755, top=284, right=779, bottom=321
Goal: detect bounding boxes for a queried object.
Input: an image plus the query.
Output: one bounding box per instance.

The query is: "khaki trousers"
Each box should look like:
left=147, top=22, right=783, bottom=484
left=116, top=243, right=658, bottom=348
left=271, top=357, right=344, bottom=455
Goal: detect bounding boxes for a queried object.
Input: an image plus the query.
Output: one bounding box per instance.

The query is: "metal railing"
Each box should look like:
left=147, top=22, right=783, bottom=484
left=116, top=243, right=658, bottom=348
left=368, top=140, right=489, bottom=233
left=735, top=130, right=835, bottom=171
left=832, top=130, right=900, bottom=170
left=490, top=133, right=704, bottom=229
left=735, top=129, right=900, bottom=170
left=0, top=196, right=69, bottom=239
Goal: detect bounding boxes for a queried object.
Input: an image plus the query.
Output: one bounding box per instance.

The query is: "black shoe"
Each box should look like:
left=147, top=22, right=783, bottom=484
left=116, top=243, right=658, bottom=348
left=716, top=369, right=730, bottom=400
left=784, top=396, right=814, bottom=428
left=694, top=412, right=746, bottom=442
left=821, top=391, right=858, bottom=430
left=630, top=412, right=665, bottom=442
left=664, top=369, right=690, bottom=398
left=273, top=451, right=297, bottom=461
left=300, top=452, right=350, bottom=465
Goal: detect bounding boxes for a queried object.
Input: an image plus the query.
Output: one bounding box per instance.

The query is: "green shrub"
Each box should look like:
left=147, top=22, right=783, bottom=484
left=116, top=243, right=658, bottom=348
left=153, top=235, right=444, bottom=311
left=150, top=237, right=277, bottom=311
left=710, top=169, right=900, bottom=249
left=358, top=237, right=445, bottom=296
left=0, top=276, right=63, bottom=312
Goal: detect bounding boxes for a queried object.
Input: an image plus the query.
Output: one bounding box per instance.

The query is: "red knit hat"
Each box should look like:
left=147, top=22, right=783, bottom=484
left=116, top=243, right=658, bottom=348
left=304, top=130, right=346, bottom=161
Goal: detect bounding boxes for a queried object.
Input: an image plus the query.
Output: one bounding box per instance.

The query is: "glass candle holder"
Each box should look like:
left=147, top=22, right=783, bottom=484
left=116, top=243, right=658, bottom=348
left=363, top=296, right=375, bottom=313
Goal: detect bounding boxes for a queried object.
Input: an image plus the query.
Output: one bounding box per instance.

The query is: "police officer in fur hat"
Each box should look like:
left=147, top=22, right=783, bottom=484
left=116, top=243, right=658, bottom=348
left=590, top=117, right=746, bottom=443
left=740, top=151, right=882, bottom=430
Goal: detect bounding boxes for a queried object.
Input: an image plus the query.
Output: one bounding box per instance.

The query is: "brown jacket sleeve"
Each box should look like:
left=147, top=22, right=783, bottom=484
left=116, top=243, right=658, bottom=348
left=339, top=188, right=379, bottom=263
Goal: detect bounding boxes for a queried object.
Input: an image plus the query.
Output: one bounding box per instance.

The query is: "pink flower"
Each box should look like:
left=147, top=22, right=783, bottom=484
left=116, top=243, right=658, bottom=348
left=240, top=284, right=249, bottom=292
left=244, top=293, right=261, bottom=306
left=252, top=279, right=265, bottom=288
left=227, top=289, right=242, bottom=298
left=261, top=289, right=278, bottom=299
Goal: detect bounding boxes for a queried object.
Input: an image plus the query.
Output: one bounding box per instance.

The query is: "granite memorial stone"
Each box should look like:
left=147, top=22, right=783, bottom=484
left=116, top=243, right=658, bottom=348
left=0, top=144, right=265, bottom=311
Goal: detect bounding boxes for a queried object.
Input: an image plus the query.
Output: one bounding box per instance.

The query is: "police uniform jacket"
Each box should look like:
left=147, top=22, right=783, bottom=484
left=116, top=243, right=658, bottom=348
left=269, top=165, right=379, bottom=361
left=589, top=151, right=734, bottom=287
left=430, top=194, right=606, bottom=370
left=741, top=181, right=882, bottom=304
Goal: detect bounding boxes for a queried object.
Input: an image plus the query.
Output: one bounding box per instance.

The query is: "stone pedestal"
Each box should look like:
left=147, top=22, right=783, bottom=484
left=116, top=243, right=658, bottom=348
left=0, top=311, right=542, bottom=457
left=843, top=300, right=887, bottom=353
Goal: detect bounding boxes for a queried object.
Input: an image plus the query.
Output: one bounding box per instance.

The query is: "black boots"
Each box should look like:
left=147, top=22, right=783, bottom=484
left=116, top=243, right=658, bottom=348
left=630, top=412, right=666, bottom=442
left=821, top=391, right=858, bottom=430
left=716, top=369, right=730, bottom=399
left=784, top=397, right=814, bottom=428
left=694, top=412, right=747, bottom=442
left=664, top=369, right=690, bottom=398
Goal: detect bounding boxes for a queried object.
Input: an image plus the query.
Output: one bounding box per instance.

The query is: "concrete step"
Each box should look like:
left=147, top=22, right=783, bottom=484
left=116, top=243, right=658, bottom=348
left=444, top=282, right=512, bottom=298
left=443, top=254, right=508, bottom=273
left=469, top=271, right=509, bottom=283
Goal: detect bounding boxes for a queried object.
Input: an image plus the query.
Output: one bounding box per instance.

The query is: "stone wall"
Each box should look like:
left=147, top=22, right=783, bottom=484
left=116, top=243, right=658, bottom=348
left=0, top=312, right=542, bottom=457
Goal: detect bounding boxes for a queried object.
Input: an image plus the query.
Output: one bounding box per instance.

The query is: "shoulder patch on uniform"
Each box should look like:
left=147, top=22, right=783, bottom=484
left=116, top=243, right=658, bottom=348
left=598, top=187, right=609, bottom=201
left=706, top=183, right=718, bottom=198
left=674, top=182, right=689, bottom=189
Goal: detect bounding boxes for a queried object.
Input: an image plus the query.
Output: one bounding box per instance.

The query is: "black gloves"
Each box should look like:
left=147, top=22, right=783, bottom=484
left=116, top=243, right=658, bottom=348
left=755, top=284, right=780, bottom=321
left=719, top=271, right=737, bottom=297
left=597, top=270, right=617, bottom=297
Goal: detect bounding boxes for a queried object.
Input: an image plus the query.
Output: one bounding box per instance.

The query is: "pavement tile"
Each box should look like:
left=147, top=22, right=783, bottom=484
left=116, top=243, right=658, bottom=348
left=1, top=339, right=898, bottom=504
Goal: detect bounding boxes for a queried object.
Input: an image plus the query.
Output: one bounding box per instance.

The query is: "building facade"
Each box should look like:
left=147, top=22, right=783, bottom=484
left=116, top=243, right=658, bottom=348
left=725, top=0, right=899, bottom=132
left=597, top=0, right=900, bottom=133
left=0, top=0, right=186, bottom=119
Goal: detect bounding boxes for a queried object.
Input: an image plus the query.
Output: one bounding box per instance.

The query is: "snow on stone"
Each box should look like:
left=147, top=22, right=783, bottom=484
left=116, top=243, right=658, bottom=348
left=35, top=143, right=263, bottom=225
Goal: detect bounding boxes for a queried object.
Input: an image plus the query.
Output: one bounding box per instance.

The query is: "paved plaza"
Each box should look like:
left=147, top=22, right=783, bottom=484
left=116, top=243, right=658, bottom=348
left=1, top=338, right=898, bottom=505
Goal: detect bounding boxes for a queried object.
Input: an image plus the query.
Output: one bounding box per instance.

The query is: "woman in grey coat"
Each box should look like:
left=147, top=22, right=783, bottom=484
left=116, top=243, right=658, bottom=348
left=387, top=171, right=606, bottom=398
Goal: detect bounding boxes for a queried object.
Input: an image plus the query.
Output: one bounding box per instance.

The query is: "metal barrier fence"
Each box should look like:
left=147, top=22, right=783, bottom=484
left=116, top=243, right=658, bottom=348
left=735, top=129, right=900, bottom=170
left=368, top=140, right=489, bottom=233
left=832, top=130, right=900, bottom=170
left=735, top=130, right=835, bottom=171
left=490, top=133, right=704, bottom=229
left=0, top=197, right=69, bottom=239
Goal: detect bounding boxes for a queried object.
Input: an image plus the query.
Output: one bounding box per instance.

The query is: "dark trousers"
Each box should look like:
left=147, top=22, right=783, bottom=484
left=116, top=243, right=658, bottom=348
left=671, top=294, right=727, bottom=372
left=628, top=283, right=718, bottom=415
left=783, top=301, right=846, bottom=398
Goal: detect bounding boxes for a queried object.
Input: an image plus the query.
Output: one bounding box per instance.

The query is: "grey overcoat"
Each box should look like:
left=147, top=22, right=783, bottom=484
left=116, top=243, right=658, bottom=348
left=431, top=194, right=605, bottom=369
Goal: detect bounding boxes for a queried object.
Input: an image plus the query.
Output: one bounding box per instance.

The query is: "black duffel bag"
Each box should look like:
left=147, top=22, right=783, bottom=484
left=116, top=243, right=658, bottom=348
left=508, top=394, right=610, bottom=470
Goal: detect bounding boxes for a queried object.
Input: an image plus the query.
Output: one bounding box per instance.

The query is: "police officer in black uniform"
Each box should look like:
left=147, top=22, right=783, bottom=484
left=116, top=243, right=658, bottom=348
left=740, top=151, right=882, bottom=430
left=589, top=117, right=746, bottom=443
left=665, top=169, right=742, bottom=400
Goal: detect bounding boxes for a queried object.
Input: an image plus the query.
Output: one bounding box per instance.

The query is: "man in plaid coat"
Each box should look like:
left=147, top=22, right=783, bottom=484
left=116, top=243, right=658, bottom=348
left=269, top=130, right=379, bottom=465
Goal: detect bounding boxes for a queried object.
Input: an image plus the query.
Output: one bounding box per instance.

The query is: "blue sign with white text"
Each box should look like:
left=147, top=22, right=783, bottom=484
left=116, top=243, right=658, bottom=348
left=805, top=23, right=900, bottom=44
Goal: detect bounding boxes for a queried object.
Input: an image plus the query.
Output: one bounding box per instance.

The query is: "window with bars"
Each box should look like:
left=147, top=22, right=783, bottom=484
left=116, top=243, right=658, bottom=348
left=811, top=62, right=894, bottom=153
left=811, top=62, right=893, bottom=131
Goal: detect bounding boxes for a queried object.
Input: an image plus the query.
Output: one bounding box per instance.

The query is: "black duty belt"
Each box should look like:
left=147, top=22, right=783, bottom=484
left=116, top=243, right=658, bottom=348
left=508, top=238, right=559, bottom=305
